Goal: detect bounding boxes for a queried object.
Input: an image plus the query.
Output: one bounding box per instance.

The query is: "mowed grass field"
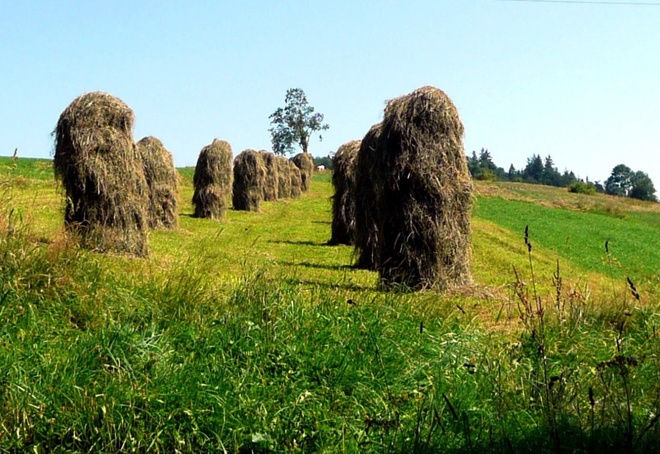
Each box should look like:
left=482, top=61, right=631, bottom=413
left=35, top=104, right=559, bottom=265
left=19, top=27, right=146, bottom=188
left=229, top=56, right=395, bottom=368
left=1, top=156, right=659, bottom=453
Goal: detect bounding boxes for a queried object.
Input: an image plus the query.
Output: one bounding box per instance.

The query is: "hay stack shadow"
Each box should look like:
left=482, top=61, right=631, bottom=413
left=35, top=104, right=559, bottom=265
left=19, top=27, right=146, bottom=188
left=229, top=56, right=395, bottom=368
left=53, top=91, right=149, bottom=256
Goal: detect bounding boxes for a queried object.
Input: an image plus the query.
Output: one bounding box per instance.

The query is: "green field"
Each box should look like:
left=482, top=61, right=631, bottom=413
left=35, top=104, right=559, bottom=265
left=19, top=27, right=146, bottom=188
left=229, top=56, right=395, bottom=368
left=1, top=156, right=659, bottom=452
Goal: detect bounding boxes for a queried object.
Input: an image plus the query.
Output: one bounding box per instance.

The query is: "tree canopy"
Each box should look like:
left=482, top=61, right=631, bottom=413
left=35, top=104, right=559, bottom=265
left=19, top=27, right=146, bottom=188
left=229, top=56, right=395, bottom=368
left=268, top=88, right=329, bottom=156
left=604, top=165, right=656, bottom=202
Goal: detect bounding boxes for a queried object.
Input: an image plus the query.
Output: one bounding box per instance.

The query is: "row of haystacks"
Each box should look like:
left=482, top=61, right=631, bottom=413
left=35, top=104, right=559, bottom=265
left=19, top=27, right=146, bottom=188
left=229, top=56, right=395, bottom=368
left=54, top=92, right=180, bottom=257
left=192, top=146, right=310, bottom=216
left=332, top=86, right=473, bottom=291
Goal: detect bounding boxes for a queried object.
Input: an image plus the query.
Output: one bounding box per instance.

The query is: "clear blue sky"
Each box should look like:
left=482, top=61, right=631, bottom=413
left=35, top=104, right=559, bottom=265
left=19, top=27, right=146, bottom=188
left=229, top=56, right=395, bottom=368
left=1, top=0, right=659, bottom=187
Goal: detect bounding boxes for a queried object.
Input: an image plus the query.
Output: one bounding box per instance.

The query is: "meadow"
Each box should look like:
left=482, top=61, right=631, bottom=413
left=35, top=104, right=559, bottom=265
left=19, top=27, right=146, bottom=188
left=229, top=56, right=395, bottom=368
left=1, top=156, right=659, bottom=453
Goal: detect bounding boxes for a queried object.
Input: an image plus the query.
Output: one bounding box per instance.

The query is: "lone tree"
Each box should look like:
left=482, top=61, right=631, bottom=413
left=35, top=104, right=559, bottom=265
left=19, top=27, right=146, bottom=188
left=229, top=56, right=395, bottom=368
left=269, top=88, right=329, bottom=155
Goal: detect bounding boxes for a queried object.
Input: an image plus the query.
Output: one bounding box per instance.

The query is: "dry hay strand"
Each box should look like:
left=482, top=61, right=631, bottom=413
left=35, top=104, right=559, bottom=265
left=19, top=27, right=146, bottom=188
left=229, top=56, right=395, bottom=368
left=53, top=91, right=149, bottom=256
left=233, top=149, right=266, bottom=211
left=329, top=140, right=360, bottom=246
left=192, top=139, right=233, bottom=219
left=137, top=136, right=179, bottom=229
left=276, top=156, right=292, bottom=198
left=291, top=152, right=314, bottom=192
left=374, top=86, right=473, bottom=291
left=259, top=150, right=279, bottom=201
left=353, top=123, right=383, bottom=269
left=288, top=161, right=302, bottom=198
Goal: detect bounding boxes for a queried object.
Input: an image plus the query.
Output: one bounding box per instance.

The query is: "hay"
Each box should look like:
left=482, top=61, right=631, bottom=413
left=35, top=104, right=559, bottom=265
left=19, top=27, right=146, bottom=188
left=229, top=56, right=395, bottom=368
left=353, top=123, right=382, bottom=270
left=276, top=156, right=292, bottom=198
left=289, top=161, right=302, bottom=198
left=137, top=136, right=179, bottom=229
left=233, top=149, right=266, bottom=211
left=53, top=91, right=149, bottom=256
left=329, top=140, right=360, bottom=246
left=291, top=152, right=314, bottom=192
left=192, top=139, right=233, bottom=219
left=374, top=86, right=473, bottom=290
left=259, top=150, right=279, bottom=201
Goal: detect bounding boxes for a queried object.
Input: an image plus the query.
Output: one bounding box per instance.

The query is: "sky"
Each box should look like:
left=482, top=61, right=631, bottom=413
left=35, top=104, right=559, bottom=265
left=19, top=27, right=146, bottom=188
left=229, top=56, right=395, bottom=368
left=1, top=0, right=659, bottom=187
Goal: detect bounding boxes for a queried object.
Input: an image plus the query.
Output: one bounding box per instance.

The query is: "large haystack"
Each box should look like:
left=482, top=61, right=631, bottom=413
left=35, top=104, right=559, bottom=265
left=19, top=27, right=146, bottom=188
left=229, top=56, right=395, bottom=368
left=329, top=140, right=360, bottom=246
left=53, top=91, right=149, bottom=256
left=192, top=139, right=233, bottom=219
left=276, top=156, right=292, bottom=198
left=259, top=150, right=279, bottom=201
left=374, top=86, right=473, bottom=290
left=137, top=136, right=179, bottom=229
left=289, top=161, right=302, bottom=198
left=353, top=123, right=382, bottom=270
left=291, top=152, right=314, bottom=192
left=233, top=149, right=266, bottom=211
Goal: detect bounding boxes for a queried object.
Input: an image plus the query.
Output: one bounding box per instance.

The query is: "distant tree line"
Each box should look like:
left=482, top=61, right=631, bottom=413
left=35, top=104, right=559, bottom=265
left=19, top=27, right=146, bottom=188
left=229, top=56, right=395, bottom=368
left=466, top=148, right=656, bottom=202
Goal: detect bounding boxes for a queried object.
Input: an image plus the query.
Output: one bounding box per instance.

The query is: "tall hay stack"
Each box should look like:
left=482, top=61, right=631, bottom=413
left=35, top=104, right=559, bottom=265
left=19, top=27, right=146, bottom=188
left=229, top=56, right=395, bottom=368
left=353, top=123, right=382, bottom=270
left=329, top=140, right=360, bottom=246
left=291, top=152, right=314, bottom=192
left=137, top=136, right=179, bottom=229
left=233, top=149, right=266, bottom=211
left=276, top=156, right=292, bottom=198
left=289, top=161, right=302, bottom=198
left=374, top=86, right=473, bottom=290
left=192, top=139, right=233, bottom=219
left=259, top=150, right=279, bottom=201
left=53, top=91, right=149, bottom=256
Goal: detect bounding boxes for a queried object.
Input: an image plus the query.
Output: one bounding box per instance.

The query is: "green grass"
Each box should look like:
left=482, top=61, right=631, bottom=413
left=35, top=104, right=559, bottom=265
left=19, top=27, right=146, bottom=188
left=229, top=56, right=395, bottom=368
left=474, top=196, right=660, bottom=286
left=1, top=158, right=659, bottom=452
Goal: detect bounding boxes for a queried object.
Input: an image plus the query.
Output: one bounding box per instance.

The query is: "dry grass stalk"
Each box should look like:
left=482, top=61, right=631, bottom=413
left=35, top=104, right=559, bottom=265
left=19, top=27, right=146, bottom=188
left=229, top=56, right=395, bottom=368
left=330, top=140, right=360, bottom=245
left=276, top=156, right=292, bottom=198
left=233, top=149, right=266, bottom=211
left=289, top=161, right=302, bottom=198
left=374, top=86, right=473, bottom=290
left=291, top=152, right=314, bottom=192
left=137, top=136, right=179, bottom=229
left=192, top=139, right=233, bottom=219
left=353, top=123, right=383, bottom=270
left=53, top=91, right=149, bottom=256
left=259, top=150, right=279, bottom=201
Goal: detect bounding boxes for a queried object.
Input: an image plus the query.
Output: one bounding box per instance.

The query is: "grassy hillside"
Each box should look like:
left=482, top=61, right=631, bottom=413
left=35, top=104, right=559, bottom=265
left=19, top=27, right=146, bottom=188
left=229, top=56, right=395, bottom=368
left=1, top=156, right=659, bottom=452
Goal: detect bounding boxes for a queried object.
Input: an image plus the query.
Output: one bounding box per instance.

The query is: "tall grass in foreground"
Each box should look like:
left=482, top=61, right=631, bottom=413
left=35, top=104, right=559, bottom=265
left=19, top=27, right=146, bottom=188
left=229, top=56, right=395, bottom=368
left=1, top=216, right=658, bottom=452
left=1, top=178, right=659, bottom=452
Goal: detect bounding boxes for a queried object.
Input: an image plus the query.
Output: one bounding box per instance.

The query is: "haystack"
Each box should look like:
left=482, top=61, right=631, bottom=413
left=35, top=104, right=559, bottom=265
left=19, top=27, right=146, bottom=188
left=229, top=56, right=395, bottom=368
left=374, top=86, right=473, bottom=290
left=276, top=156, right=292, bottom=198
left=192, top=139, right=233, bottom=219
left=137, top=136, right=179, bottom=229
left=53, top=91, right=149, bottom=256
left=291, top=152, right=314, bottom=192
left=329, top=140, right=360, bottom=246
left=289, top=161, right=302, bottom=198
left=259, top=150, right=279, bottom=201
left=233, top=149, right=266, bottom=211
left=353, top=123, right=382, bottom=270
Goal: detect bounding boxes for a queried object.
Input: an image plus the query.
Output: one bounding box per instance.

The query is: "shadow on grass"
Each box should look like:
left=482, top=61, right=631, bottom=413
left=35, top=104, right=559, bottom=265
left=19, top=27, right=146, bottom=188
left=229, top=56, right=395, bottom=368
left=278, top=260, right=354, bottom=272
left=271, top=276, right=373, bottom=292
left=268, top=239, right=328, bottom=246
